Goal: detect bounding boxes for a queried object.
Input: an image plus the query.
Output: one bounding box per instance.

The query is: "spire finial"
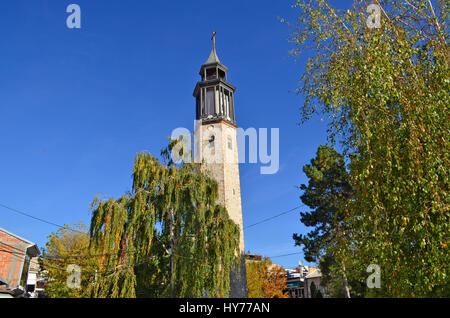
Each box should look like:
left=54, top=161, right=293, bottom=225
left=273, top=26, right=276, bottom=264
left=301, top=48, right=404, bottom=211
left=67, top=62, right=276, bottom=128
left=205, top=31, right=221, bottom=64
left=211, top=31, right=217, bottom=47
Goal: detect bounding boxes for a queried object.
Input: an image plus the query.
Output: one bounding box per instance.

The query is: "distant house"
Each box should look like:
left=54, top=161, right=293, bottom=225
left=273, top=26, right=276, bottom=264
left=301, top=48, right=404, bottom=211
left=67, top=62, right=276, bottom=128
left=285, top=264, right=326, bottom=298
left=245, top=254, right=327, bottom=298
left=285, top=268, right=305, bottom=298
left=304, top=268, right=326, bottom=298
left=0, top=227, right=40, bottom=291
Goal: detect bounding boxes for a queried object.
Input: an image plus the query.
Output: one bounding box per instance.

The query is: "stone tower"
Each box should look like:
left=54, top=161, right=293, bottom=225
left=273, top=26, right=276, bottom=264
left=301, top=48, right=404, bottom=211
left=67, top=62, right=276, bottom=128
left=193, top=34, right=247, bottom=298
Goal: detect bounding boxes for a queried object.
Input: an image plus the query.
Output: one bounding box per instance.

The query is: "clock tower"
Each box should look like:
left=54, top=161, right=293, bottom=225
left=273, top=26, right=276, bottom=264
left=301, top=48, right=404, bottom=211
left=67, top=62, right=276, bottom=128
left=193, top=34, right=247, bottom=298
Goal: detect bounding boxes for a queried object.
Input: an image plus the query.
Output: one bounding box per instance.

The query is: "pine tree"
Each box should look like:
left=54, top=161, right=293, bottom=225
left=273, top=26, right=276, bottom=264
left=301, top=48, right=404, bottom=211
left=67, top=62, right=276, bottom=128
left=293, top=145, right=353, bottom=297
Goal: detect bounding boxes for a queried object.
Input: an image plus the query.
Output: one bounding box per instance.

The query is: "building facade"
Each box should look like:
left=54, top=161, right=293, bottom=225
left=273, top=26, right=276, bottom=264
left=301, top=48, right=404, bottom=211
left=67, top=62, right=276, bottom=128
left=285, top=264, right=326, bottom=298
left=0, top=227, right=40, bottom=290
left=304, top=269, right=326, bottom=298
left=193, top=35, right=247, bottom=297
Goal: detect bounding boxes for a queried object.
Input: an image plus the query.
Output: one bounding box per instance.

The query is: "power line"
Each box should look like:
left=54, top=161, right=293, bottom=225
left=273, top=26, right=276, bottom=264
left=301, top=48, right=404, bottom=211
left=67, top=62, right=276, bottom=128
left=268, top=252, right=302, bottom=259
left=1, top=201, right=307, bottom=262
left=0, top=201, right=308, bottom=277
left=0, top=247, right=152, bottom=276
left=2, top=199, right=305, bottom=233
left=244, top=205, right=302, bottom=229
left=0, top=203, right=82, bottom=232
left=0, top=234, right=207, bottom=264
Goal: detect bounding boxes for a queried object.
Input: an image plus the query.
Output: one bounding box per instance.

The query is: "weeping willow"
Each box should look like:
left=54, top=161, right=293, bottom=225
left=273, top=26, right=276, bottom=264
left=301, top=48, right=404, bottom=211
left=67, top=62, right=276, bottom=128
left=86, top=143, right=240, bottom=298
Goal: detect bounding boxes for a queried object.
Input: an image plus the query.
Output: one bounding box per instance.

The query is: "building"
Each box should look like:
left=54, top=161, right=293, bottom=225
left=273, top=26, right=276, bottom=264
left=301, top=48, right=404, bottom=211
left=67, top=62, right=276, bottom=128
left=193, top=33, right=247, bottom=297
left=0, top=227, right=40, bottom=292
left=285, top=263, right=326, bottom=298
left=285, top=267, right=305, bottom=298
left=304, top=268, right=326, bottom=298
left=26, top=256, right=41, bottom=295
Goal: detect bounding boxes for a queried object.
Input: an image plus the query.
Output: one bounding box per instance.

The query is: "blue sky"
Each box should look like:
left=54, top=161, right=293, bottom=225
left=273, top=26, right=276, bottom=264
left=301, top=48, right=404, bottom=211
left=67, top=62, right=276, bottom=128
left=0, top=0, right=352, bottom=269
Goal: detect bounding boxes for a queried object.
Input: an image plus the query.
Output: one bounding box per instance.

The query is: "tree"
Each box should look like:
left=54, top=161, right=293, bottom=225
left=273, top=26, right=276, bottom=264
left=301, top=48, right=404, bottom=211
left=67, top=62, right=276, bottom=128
left=41, top=222, right=98, bottom=298
left=86, top=141, right=241, bottom=298
left=246, top=256, right=288, bottom=298
left=310, top=281, right=324, bottom=298
left=288, top=0, right=449, bottom=297
left=293, top=145, right=354, bottom=297
left=246, top=257, right=266, bottom=298
left=262, top=263, right=288, bottom=298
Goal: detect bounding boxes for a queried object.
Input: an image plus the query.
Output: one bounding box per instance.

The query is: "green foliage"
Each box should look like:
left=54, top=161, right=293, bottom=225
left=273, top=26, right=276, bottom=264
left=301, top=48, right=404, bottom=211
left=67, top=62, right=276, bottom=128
left=310, top=281, right=324, bottom=298
left=246, top=256, right=267, bottom=298
left=293, top=145, right=363, bottom=297
left=86, top=143, right=241, bottom=298
left=289, top=0, right=449, bottom=297
left=294, top=145, right=362, bottom=297
left=42, top=222, right=97, bottom=298
left=293, top=145, right=351, bottom=262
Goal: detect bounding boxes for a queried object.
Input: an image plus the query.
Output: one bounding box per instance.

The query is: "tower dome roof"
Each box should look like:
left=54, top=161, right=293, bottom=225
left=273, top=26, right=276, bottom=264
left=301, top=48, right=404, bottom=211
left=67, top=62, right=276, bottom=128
left=205, top=41, right=221, bottom=65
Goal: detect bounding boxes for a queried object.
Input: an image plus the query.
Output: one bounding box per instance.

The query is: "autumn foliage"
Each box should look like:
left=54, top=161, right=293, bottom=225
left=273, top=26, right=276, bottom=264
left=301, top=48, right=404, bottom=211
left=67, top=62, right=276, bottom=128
left=246, top=256, right=288, bottom=298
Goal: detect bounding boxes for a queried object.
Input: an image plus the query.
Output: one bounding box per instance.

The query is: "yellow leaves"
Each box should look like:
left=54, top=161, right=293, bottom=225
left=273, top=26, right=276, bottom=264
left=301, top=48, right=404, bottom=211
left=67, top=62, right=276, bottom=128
left=289, top=0, right=449, bottom=298
left=43, top=223, right=96, bottom=298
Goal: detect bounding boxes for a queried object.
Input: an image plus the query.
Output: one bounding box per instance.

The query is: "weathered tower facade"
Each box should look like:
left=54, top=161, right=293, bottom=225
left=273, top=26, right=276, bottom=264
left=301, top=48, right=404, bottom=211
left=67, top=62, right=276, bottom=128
left=193, top=35, right=247, bottom=297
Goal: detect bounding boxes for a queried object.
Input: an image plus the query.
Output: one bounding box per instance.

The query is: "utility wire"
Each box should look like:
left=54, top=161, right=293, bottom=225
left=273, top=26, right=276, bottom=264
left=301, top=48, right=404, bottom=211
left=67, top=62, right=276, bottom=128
left=1, top=240, right=303, bottom=275
left=0, top=235, right=209, bottom=264
left=244, top=205, right=302, bottom=229
left=0, top=203, right=84, bottom=233
left=1, top=201, right=305, bottom=233
left=1, top=201, right=306, bottom=263
left=268, top=252, right=302, bottom=259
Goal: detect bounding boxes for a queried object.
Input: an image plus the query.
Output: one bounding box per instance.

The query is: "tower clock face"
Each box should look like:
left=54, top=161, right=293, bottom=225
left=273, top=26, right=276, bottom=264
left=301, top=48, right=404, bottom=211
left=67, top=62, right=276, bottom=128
left=206, top=125, right=215, bottom=143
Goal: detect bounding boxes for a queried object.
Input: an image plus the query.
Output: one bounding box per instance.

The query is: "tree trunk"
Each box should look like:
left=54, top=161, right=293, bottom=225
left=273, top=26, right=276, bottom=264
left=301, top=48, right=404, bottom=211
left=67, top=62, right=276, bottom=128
left=170, top=209, right=175, bottom=297
left=341, top=259, right=351, bottom=298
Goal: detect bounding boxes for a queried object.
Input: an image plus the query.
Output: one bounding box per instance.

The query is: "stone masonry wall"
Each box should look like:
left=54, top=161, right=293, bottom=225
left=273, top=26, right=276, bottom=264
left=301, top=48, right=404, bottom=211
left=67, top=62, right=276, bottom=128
left=195, top=120, right=247, bottom=297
